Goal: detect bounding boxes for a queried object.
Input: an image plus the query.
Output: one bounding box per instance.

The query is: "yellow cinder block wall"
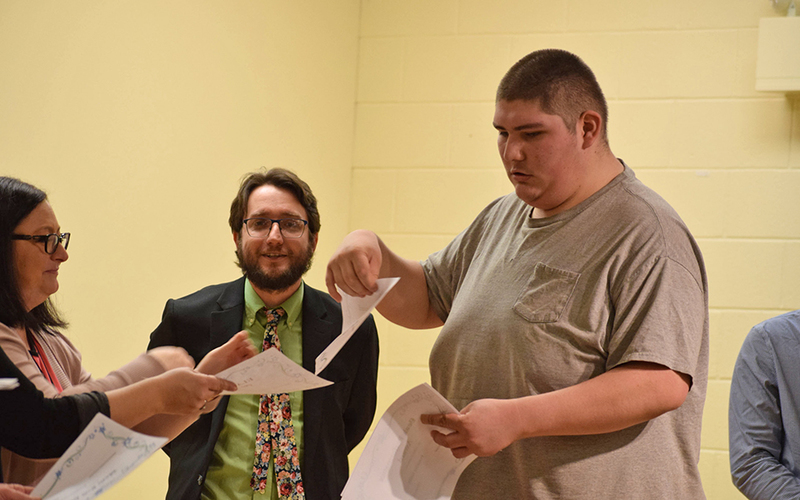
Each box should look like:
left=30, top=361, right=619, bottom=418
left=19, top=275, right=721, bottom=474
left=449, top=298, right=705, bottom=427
left=3, top=1, right=800, bottom=499
left=352, top=1, right=800, bottom=500
left=1, top=1, right=361, bottom=498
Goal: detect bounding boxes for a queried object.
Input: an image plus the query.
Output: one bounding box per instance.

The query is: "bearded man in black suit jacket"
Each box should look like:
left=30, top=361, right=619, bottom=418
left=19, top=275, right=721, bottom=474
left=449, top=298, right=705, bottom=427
left=148, top=168, right=379, bottom=500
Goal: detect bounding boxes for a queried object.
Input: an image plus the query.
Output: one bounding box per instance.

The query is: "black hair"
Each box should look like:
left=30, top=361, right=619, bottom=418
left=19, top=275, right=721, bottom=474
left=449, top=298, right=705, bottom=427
left=497, top=49, right=609, bottom=144
left=0, top=177, right=67, bottom=331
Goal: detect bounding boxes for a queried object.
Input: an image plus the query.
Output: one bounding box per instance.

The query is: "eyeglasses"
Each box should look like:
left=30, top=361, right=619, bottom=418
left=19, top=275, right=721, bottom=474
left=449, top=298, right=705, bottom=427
left=11, top=232, right=71, bottom=254
left=243, top=218, right=308, bottom=239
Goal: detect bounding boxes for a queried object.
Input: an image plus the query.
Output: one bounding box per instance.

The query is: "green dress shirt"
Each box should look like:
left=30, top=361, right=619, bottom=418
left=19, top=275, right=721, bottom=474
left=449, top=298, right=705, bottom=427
left=202, top=280, right=305, bottom=499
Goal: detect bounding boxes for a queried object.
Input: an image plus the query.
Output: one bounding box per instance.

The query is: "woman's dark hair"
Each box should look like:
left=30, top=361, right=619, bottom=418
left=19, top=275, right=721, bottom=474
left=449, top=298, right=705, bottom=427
left=0, top=176, right=67, bottom=331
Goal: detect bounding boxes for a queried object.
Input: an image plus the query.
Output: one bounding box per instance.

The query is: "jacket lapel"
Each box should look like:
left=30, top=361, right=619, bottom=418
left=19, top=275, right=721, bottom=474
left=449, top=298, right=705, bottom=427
left=301, top=284, right=339, bottom=471
left=209, top=277, right=247, bottom=351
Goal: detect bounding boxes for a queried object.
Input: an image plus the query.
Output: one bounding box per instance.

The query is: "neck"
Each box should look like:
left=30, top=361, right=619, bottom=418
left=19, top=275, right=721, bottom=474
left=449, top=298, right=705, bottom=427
left=532, top=151, right=623, bottom=219
left=251, top=279, right=302, bottom=308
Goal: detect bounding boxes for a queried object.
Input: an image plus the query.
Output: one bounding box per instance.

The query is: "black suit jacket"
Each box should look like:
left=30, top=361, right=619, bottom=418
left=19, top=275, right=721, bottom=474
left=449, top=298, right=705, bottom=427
left=147, top=278, right=379, bottom=500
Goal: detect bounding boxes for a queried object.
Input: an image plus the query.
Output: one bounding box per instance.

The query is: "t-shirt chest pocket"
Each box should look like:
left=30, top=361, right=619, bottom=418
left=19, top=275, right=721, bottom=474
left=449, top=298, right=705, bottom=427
left=513, top=263, right=580, bottom=323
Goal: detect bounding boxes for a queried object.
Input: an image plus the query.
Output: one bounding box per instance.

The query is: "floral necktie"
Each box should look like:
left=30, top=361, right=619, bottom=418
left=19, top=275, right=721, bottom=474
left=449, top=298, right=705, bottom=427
left=251, top=307, right=305, bottom=498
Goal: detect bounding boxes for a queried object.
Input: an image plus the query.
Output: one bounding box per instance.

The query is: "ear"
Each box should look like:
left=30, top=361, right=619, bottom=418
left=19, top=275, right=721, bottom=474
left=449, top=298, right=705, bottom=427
left=233, top=231, right=240, bottom=247
left=310, top=232, right=319, bottom=252
left=578, top=110, right=603, bottom=149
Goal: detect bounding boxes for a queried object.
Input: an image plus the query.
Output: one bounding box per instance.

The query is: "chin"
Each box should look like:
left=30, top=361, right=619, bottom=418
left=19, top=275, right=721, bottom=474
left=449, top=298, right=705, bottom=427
left=515, top=190, right=541, bottom=206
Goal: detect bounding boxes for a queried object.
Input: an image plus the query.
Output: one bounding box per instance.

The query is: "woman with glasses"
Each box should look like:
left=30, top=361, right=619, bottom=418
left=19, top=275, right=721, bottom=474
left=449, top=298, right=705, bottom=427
left=0, top=176, right=253, bottom=488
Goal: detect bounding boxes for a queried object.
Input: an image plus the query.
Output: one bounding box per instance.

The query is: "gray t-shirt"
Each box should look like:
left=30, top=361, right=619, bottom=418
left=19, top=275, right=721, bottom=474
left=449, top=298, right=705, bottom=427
left=422, top=165, right=708, bottom=500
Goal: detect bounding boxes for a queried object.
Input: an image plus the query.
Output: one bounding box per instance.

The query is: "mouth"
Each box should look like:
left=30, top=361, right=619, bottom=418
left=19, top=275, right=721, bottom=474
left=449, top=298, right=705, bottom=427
left=262, top=253, right=288, bottom=259
left=509, top=170, right=532, bottom=181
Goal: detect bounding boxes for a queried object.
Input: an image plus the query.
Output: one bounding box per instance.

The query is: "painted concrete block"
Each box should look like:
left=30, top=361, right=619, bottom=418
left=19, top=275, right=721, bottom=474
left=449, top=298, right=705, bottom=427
left=698, top=450, right=748, bottom=500
left=450, top=103, right=501, bottom=168
left=607, top=100, right=674, bottom=168
left=375, top=366, right=432, bottom=417
left=633, top=169, right=728, bottom=238
left=724, top=170, right=800, bottom=239
left=618, top=31, right=740, bottom=98
left=701, top=379, right=731, bottom=450
left=676, top=0, right=773, bottom=29
left=357, top=38, right=405, bottom=102
left=700, top=239, right=785, bottom=309
left=709, top=310, right=781, bottom=380
left=403, top=36, right=511, bottom=102
left=395, top=169, right=513, bottom=234
left=670, top=99, right=792, bottom=168
left=378, top=322, right=441, bottom=367
left=791, top=99, right=800, bottom=168
left=782, top=242, right=800, bottom=310
left=566, top=0, right=680, bottom=31
left=458, top=0, right=568, bottom=35
left=354, top=103, right=452, bottom=167
left=349, top=168, right=396, bottom=233
left=360, top=0, right=458, bottom=37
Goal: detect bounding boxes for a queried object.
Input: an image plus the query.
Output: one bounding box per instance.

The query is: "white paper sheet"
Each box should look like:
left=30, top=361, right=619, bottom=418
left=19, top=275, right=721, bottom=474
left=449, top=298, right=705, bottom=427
left=342, top=383, right=476, bottom=500
left=217, top=347, right=332, bottom=394
left=0, top=378, right=19, bottom=390
left=315, top=277, right=400, bottom=375
left=31, top=413, right=167, bottom=500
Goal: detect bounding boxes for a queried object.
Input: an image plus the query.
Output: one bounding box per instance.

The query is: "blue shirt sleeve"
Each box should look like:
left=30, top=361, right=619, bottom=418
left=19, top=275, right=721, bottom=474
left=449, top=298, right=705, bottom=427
left=729, top=314, right=800, bottom=499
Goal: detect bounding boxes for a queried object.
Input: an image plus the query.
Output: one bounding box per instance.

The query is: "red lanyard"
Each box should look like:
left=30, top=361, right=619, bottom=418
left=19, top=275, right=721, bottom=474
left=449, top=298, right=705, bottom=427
left=27, top=330, right=64, bottom=393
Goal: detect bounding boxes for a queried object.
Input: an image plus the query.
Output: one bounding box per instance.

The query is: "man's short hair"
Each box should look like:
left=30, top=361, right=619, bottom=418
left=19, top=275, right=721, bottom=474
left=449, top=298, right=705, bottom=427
left=497, top=49, right=609, bottom=143
left=228, top=168, right=321, bottom=237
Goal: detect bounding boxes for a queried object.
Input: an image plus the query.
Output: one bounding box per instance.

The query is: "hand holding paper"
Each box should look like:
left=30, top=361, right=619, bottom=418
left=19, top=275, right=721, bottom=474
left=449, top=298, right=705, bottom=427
left=342, top=383, right=476, bottom=500
left=212, top=278, right=399, bottom=392
left=216, top=348, right=331, bottom=394
left=315, top=277, right=399, bottom=374
left=31, top=414, right=167, bottom=500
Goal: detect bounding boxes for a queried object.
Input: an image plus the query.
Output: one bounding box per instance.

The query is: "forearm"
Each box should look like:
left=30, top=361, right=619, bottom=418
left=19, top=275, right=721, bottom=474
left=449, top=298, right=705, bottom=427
left=731, top=454, right=800, bottom=500
left=373, top=236, right=442, bottom=329
left=59, top=353, right=166, bottom=397
left=132, top=414, right=196, bottom=441
left=104, top=377, right=167, bottom=428
left=512, top=362, right=690, bottom=439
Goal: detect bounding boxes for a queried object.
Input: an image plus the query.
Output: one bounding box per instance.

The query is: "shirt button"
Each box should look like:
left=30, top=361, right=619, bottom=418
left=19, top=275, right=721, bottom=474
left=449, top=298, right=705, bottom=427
left=197, top=474, right=203, bottom=485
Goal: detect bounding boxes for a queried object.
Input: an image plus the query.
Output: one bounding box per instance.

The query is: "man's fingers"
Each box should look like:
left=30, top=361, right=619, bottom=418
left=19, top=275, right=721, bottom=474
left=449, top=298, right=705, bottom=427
left=325, top=268, right=343, bottom=302
left=421, top=412, right=460, bottom=430
left=451, top=447, right=473, bottom=459
left=213, top=376, right=237, bottom=393
left=430, top=429, right=471, bottom=453
left=329, top=256, right=377, bottom=298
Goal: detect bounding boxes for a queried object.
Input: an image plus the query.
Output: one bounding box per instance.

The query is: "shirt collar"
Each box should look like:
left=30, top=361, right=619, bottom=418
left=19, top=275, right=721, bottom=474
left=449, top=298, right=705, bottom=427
left=243, top=279, right=304, bottom=329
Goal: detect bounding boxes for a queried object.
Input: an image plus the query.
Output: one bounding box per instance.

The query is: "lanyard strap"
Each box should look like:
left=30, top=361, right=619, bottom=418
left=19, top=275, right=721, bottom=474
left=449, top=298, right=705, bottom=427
left=27, top=330, right=64, bottom=393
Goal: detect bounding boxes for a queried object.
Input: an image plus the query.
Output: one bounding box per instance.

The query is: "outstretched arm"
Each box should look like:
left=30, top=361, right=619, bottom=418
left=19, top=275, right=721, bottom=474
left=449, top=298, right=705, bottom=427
left=131, top=331, right=255, bottom=439
left=326, top=229, right=442, bottom=330
left=422, top=361, right=690, bottom=458
left=105, top=368, right=236, bottom=430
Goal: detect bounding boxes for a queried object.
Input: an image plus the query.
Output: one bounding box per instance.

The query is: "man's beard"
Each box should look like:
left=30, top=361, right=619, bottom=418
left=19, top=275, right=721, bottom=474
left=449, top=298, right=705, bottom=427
left=237, top=241, right=315, bottom=293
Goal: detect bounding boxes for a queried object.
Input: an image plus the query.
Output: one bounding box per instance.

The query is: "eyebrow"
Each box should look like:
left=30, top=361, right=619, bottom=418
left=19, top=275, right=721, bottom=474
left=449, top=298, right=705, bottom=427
left=248, top=210, right=303, bottom=219
left=493, top=122, right=547, bottom=131
left=30, top=224, right=59, bottom=234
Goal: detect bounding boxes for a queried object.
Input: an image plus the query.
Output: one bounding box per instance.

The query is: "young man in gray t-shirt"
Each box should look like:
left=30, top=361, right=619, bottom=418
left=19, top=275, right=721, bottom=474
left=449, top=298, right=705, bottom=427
left=326, top=49, right=708, bottom=500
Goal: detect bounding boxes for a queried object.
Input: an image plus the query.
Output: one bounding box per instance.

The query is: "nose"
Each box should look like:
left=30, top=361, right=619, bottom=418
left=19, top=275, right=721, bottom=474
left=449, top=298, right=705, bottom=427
left=52, top=242, right=68, bottom=262
left=265, top=221, right=284, bottom=244
left=501, top=136, right=525, bottom=162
